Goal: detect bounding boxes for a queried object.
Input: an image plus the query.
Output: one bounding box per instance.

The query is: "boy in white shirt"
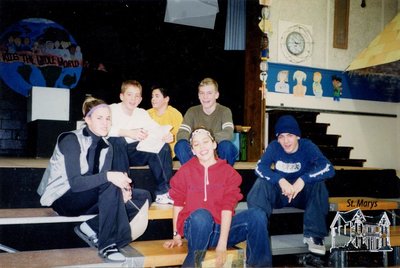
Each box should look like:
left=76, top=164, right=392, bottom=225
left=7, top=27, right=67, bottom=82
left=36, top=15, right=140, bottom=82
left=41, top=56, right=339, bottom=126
left=108, top=80, right=173, bottom=204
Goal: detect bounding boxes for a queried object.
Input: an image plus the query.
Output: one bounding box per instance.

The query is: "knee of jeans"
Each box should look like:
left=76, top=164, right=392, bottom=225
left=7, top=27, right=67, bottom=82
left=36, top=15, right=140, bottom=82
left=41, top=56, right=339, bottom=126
left=247, top=178, right=264, bottom=198
left=249, top=208, right=267, bottom=224
left=175, top=139, right=186, bottom=146
left=309, top=181, right=328, bottom=195
left=175, top=140, right=189, bottom=153
left=217, top=140, right=231, bottom=150
left=135, top=188, right=152, bottom=203
left=174, top=140, right=182, bottom=151
left=189, top=209, right=213, bottom=227
left=160, top=143, right=171, bottom=153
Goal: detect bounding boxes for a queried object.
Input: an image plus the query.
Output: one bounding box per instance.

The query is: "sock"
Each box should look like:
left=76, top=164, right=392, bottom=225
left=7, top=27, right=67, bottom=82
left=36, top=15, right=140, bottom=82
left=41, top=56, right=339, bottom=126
left=80, top=222, right=97, bottom=238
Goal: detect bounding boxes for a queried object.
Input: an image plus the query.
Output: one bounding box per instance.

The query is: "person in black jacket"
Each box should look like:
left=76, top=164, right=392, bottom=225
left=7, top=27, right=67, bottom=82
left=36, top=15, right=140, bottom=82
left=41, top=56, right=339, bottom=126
left=37, top=97, right=151, bottom=262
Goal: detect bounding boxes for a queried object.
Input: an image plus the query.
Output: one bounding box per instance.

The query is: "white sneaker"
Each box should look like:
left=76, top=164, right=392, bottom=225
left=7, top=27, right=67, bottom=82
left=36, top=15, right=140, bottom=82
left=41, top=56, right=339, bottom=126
left=155, top=193, right=174, bottom=205
left=99, top=244, right=126, bottom=262
left=303, top=237, right=326, bottom=255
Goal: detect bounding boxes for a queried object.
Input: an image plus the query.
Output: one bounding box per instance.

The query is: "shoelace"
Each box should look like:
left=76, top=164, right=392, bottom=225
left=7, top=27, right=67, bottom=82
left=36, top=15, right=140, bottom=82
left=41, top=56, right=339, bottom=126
left=100, top=243, right=118, bottom=255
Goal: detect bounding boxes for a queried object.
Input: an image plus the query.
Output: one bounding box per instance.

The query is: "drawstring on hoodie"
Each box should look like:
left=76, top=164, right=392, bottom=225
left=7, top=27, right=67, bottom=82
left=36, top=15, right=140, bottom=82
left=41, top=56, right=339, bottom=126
left=204, top=167, right=209, bottom=201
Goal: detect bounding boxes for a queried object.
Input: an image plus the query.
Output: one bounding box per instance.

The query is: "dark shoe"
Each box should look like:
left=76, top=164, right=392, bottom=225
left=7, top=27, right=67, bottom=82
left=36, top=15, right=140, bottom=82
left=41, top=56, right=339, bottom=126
left=303, top=236, right=326, bottom=255
left=99, top=243, right=126, bottom=262
left=74, top=226, right=99, bottom=248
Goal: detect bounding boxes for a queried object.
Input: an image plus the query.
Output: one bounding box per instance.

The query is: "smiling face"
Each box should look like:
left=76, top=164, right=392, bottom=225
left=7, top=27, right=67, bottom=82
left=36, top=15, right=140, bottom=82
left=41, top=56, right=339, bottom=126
left=151, top=88, right=169, bottom=111
left=277, top=133, right=299, bottom=154
left=85, top=106, right=111, bottom=137
left=191, top=130, right=217, bottom=165
left=120, top=85, right=142, bottom=114
left=198, top=84, right=219, bottom=113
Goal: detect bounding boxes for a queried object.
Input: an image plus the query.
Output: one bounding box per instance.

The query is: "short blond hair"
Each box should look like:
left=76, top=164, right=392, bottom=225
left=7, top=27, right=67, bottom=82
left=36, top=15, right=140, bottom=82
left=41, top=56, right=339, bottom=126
left=121, top=80, right=142, bottom=94
left=198, top=77, right=218, bottom=92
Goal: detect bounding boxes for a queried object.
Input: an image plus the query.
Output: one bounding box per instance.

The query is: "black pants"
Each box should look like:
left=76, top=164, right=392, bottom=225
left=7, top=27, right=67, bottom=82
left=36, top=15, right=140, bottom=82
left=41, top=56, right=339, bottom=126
left=52, top=183, right=151, bottom=250
left=108, top=137, right=173, bottom=196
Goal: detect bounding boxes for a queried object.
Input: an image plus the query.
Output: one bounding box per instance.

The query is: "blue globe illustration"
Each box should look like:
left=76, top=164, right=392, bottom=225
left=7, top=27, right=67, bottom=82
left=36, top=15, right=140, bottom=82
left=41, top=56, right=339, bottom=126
left=0, top=18, right=83, bottom=96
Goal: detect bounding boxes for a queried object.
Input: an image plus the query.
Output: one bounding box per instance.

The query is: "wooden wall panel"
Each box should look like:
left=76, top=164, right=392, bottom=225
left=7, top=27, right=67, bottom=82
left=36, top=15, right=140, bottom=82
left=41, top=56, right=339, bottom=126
left=244, top=1, right=265, bottom=161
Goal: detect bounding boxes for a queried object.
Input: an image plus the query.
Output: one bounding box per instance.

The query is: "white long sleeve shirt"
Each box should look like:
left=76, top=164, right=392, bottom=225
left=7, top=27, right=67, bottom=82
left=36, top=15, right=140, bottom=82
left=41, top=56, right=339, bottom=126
left=108, top=103, right=159, bottom=143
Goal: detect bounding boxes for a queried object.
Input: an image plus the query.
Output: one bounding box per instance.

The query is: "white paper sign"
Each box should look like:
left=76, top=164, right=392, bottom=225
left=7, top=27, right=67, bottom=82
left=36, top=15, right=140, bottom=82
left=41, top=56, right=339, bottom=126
left=136, top=125, right=172, bottom=154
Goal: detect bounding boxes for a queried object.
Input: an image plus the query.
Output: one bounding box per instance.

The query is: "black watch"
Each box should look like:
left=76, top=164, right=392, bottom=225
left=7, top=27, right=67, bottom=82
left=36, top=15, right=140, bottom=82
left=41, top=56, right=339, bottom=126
left=173, top=231, right=179, bottom=237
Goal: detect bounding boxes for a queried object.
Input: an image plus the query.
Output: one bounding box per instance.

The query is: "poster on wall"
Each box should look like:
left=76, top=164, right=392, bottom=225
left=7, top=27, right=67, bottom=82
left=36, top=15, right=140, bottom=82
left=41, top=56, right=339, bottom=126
left=0, top=18, right=83, bottom=97
left=267, top=62, right=400, bottom=103
left=273, top=69, right=328, bottom=99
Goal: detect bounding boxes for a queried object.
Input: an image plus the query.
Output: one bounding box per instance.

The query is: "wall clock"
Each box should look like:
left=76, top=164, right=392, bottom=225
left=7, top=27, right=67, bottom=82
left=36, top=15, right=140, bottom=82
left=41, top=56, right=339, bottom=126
left=280, top=24, right=313, bottom=63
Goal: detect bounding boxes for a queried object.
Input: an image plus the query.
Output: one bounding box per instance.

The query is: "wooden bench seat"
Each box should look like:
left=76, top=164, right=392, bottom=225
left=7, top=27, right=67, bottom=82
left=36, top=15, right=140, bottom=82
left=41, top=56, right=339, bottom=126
left=2, top=227, right=399, bottom=267
left=0, top=208, right=94, bottom=225
left=0, top=240, right=245, bottom=268
left=0, top=247, right=102, bottom=268
left=127, top=239, right=244, bottom=267
left=0, top=202, right=303, bottom=226
left=0, top=236, right=312, bottom=267
left=1, top=198, right=400, bottom=264
left=389, top=226, right=400, bottom=247
left=0, top=203, right=174, bottom=225
left=2, top=232, right=399, bottom=268
left=2, top=197, right=399, bottom=226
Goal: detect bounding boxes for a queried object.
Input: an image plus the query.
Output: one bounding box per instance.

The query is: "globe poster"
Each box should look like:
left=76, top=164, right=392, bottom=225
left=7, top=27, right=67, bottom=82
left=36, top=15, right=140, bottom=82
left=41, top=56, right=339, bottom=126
left=0, top=18, right=83, bottom=96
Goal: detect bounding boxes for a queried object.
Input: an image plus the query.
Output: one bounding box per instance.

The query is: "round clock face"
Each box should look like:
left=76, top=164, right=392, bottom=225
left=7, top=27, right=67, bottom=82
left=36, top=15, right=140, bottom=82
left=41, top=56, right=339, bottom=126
left=286, top=32, right=305, bottom=55
left=280, top=24, right=313, bottom=63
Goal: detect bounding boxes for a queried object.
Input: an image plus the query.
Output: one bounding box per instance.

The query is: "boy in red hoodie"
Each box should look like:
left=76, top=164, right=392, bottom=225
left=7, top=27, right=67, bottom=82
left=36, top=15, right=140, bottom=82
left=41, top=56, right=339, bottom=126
left=164, top=127, right=271, bottom=267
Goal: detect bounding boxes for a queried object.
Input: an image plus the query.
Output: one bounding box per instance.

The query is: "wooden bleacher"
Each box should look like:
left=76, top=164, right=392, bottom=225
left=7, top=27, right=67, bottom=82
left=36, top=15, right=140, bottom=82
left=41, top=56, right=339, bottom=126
left=2, top=198, right=400, bottom=267
left=0, top=203, right=172, bottom=226
left=2, top=197, right=398, bottom=226
left=0, top=240, right=246, bottom=268
left=1, top=157, right=400, bottom=267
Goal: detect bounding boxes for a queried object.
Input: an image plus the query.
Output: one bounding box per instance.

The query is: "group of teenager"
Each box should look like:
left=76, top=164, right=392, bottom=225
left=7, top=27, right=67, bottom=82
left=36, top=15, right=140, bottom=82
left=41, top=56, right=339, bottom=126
left=37, top=77, right=335, bottom=267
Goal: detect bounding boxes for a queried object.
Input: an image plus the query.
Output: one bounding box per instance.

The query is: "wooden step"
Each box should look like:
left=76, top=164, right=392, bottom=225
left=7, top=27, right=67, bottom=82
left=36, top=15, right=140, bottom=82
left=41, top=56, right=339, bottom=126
left=2, top=231, right=398, bottom=268
left=388, top=226, right=400, bottom=247
left=0, top=247, right=102, bottom=268
left=266, top=110, right=320, bottom=124
left=0, top=235, right=312, bottom=267
left=0, top=203, right=172, bottom=225
left=330, top=158, right=366, bottom=167
left=0, top=203, right=302, bottom=226
left=3, top=197, right=399, bottom=226
left=299, top=122, right=330, bottom=135
left=318, top=145, right=353, bottom=159
left=0, top=157, right=257, bottom=170
left=0, top=208, right=94, bottom=225
left=303, top=133, right=341, bottom=147
left=128, top=239, right=244, bottom=267
left=0, top=240, right=245, bottom=268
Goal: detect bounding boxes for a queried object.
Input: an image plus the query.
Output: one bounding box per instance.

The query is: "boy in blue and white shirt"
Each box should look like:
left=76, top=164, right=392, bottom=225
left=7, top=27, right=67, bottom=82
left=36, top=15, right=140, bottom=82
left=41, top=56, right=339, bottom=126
left=247, top=115, right=335, bottom=257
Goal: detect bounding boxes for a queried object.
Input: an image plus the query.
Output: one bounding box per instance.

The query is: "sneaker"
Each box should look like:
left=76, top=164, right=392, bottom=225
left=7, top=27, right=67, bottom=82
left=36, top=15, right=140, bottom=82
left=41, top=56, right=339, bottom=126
left=99, top=243, right=126, bottom=262
left=74, top=225, right=99, bottom=248
left=155, top=193, right=174, bottom=205
left=303, top=236, right=326, bottom=255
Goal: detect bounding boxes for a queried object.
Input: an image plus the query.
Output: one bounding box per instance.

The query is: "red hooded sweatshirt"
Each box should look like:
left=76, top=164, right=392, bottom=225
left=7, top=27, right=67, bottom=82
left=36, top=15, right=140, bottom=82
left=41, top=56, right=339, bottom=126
left=169, top=157, right=243, bottom=236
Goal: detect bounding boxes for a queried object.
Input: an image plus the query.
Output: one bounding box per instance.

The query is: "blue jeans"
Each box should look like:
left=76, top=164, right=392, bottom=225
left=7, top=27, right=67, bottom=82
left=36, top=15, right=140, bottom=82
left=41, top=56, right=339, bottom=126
left=182, top=208, right=272, bottom=267
left=174, top=139, right=239, bottom=166
left=108, top=137, right=172, bottom=196
left=247, top=178, right=329, bottom=239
